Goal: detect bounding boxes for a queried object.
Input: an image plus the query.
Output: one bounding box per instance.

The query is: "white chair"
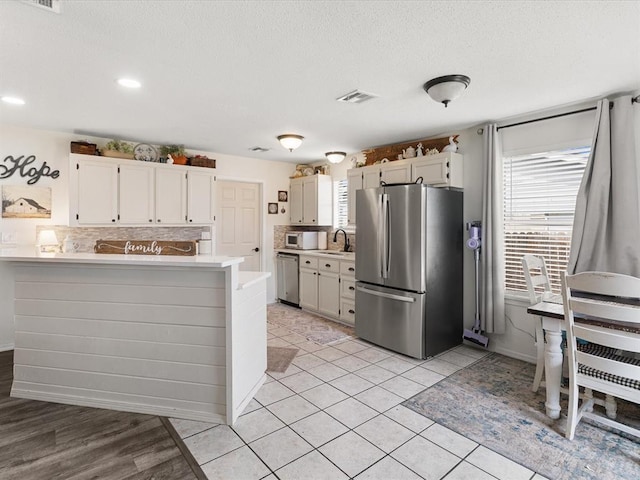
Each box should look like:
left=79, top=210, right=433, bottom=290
left=522, top=254, right=553, bottom=392
left=561, top=271, right=640, bottom=440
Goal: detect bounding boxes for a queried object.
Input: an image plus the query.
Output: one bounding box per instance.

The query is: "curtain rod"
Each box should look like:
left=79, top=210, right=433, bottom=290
left=496, top=95, right=639, bottom=132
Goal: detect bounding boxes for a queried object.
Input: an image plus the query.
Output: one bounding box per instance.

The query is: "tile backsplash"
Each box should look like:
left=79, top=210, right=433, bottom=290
left=35, top=226, right=211, bottom=253
left=273, top=225, right=355, bottom=252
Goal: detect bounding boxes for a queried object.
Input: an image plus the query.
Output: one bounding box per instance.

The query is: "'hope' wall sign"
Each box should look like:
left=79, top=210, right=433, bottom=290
left=0, top=155, right=60, bottom=185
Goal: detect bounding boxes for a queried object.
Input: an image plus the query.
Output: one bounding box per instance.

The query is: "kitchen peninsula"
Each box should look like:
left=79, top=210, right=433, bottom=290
left=0, top=248, right=269, bottom=425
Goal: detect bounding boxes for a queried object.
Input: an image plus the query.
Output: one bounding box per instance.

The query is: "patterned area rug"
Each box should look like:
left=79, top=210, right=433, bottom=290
left=268, top=303, right=354, bottom=345
left=266, top=346, right=299, bottom=373
left=404, top=354, right=640, bottom=480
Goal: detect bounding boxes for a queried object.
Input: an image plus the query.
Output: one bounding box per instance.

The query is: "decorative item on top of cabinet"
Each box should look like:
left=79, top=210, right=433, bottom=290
left=160, top=144, right=188, bottom=165
left=70, top=141, right=97, bottom=155
left=102, top=139, right=135, bottom=160
left=362, top=134, right=458, bottom=165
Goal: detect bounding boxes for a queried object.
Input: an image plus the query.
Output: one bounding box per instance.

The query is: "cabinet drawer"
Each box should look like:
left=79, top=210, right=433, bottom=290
left=340, top=299, right=355, bottom=326
left=318, top=258, right=340, bottom=272
left=341, top=278, right=356, bottom=299
left=299, top=256, right=318, bottom=269
left=340, top=261, right=356, bottom=276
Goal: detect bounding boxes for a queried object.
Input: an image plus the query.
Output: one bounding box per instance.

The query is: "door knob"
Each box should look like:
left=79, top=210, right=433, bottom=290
left=253, top=247, right=260, bottom=252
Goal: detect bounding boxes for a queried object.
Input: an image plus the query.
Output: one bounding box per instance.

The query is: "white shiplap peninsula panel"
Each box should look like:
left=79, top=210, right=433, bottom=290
left=7, top=256, right=267, bottom=424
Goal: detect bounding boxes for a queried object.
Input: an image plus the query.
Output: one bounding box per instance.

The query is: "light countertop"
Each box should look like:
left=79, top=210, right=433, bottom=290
left=0, top=246, right=244, bottom=268
left=276, top=248, right=355, bottom=261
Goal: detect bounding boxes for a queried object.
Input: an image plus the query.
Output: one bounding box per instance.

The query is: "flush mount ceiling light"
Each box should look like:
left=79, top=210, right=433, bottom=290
left=325, top=151, right=346, bottom=164
left=277, top=134, right=304, bottom=152
left=117, top=78, right=141, bottom=89
left=423, top=74, right=471, bottom=107
left=1, top=96, right=26, bottom=105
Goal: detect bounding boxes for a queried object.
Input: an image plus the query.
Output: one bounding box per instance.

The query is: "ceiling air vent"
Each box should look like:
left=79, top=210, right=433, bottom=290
left=21, top=0, right=61, bottom=13
left=249, top=147, right=269, bottom=153
left=336, top=89, right=378, bottom=104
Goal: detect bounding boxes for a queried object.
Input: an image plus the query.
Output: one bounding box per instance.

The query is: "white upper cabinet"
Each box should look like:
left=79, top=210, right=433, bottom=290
left=70, top=154, right=215, bottom=226
left=74, top=158, right=118, bottom=225
left=155, top=166, right=187, bottom=224
left=187, top=169, right=216, bottom=224
left=289, top=175, right=332, bottom=226
left=411, top=152, right=463, bottom=188
left=380, top=160, right=411, bottom=185
left=362, top=166, right=381, bottom=189
left=119, top=162, right=155, bottom=224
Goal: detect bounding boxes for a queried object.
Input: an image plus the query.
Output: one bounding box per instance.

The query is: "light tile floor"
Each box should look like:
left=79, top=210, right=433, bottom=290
left=170, top=314, right=549, bottom=480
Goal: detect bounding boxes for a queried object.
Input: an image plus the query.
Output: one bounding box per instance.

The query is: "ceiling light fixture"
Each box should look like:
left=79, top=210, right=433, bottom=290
left=117, top=78, right=142, bottom=89
left=325, top=151, right=346, bottom=164
left=277, top=134, right=304, bottom=152
left=423, top=74, right=471, bottom=108
left=1, top=96, right=26, bottom=105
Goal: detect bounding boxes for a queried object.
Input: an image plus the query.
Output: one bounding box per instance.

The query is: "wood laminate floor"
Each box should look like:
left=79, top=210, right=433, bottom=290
left=0, top=350, right=204, bottom=480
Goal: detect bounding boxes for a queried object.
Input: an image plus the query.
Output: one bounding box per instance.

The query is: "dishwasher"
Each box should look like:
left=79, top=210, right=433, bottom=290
left=276, top=252, right=299, bottom=307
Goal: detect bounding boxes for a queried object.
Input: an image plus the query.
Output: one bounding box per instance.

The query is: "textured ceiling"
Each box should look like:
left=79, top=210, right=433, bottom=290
left=1, top=0, right=639, bottom=163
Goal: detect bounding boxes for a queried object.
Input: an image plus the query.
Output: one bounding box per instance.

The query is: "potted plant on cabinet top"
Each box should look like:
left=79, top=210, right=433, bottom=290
left=102, top=139, right=135, bottom=159
left=160, top=144, right=188, bottom=165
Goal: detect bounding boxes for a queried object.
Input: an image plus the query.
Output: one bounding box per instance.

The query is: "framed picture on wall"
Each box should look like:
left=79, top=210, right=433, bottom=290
left=1, top=185, right=52, bottom=219
left=278, top=190, right=288, bottom=202
left=268, top=202, right=278, bottom=214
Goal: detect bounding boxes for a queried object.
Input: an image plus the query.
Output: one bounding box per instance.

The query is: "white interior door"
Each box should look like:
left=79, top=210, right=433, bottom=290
left=216, top=180, right=261, bottom=271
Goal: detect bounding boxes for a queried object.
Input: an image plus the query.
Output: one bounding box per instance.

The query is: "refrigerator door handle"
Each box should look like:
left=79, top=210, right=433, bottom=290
left=356, top=285, right=416, bottom=303
left=381, top=193, right=389, bottom=278
left=377, top=193, right=385, bottom=278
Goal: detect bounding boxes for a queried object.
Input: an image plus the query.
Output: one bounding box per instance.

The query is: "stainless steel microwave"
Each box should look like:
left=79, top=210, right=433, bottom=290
left=285, top=231, right=319, bottom=250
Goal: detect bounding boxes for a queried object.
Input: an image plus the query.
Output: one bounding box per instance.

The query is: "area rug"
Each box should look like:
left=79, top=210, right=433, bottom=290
left=267, top=303, right=354, bottom=345
left=267, top=346, right=299, bottom=373
left=404, top=354, right=640, bottom=480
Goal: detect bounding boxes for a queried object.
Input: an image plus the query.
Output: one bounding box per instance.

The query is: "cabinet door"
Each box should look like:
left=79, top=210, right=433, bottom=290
left=290, top=179, right=303, bottom=224
left=362, top=166, right=381, bottom=189
left=347, top=169, right=363, bottom=225
left=381, top=162, right=411, bottom=185
left=299, top=268, right=318, bottom=310
left=340, top=299, right=356, bottom=326
left=119, top=163, right=155, bottom=224
left=317, top=271, right=340, bottom=318
left=77, top=160, right=118, bottom=224
left=411, top=157, right=449, bottom=186
left=155, top=167, right=187, bottom=224
left=187, top=170, right=216, bottom=224
left=302, top=176, right=318, bottom=224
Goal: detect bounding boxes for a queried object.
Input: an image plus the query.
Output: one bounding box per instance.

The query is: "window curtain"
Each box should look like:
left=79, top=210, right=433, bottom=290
left=568, top=95, right=640, bottom=277
left=481, top=124, right=506, bottom=333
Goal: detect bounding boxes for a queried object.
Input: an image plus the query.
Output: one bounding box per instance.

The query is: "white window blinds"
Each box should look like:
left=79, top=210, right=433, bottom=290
left=334, top=179, right=348, bottom=228
left=503, top=147, right=590, bottom=293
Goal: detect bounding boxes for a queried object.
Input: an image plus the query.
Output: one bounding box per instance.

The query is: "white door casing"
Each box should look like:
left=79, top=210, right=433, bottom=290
left=216, top=180, right=261, bottom=271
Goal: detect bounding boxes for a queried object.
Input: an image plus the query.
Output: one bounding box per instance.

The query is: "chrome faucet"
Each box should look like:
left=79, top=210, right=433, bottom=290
left=333, top=229, right=351, bottom=252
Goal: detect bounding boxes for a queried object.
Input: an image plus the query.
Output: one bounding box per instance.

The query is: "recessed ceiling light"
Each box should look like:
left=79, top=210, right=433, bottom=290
left=1, top=96, right=25, bottom=105
left=117, top=78, right=141, bottom=89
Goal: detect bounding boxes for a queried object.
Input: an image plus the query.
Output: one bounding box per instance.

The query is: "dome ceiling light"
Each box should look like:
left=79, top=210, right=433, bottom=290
left=277, top=134, right=304, bottom=152
left=325, top=152, right=346, bottom=164
left=423, top=74, right=471, bottom=107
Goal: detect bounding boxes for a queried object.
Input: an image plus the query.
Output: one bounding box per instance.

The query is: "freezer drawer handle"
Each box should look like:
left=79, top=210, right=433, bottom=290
left=356, top=286, right=416, bottom=303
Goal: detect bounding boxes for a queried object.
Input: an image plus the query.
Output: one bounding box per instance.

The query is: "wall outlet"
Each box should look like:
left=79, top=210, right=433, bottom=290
left=1, top=232, right=16, bottom=244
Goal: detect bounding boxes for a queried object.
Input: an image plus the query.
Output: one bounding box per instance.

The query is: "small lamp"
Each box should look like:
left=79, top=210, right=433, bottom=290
left=423, top=74, right=471, bottom=107
left=37, top=230, right=59, bottom=253
left=325, top=151, right=346, bottom=164
left=277, top=134, right=304, bottom=152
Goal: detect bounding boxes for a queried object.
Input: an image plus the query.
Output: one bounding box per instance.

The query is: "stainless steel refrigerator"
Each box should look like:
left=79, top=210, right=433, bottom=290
left=355, top=184, right=463, bottom=359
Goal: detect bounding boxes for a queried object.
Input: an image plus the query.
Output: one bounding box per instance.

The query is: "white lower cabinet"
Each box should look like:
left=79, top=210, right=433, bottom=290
left=299, top=255, right=319, bottom=310
left=299, top=255, right=355, bottom=325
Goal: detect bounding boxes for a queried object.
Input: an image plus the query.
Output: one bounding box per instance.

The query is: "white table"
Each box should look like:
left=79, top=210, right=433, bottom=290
left=527, top=300, right=640, bottom=419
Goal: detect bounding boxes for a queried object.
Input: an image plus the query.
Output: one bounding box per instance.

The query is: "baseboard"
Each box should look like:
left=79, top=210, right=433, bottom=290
left=11, top=388, right=227, bottom=424
left=0, top=343, right=14, bottom=352
left=490, top=345, right=537, bottom=365
left=230, top=374, right=265, bottom=424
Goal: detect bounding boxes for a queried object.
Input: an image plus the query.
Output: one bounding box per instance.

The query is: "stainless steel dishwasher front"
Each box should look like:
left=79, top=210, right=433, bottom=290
left=276, top=252, right=299, bottom=306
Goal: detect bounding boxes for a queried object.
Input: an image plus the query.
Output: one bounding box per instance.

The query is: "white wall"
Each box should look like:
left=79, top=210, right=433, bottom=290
left=0, top=124, right=294, bottom=349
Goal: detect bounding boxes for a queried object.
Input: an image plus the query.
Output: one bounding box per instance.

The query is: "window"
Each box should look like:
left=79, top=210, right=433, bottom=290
left=334, top=178, right=348, bottom=228
left=503, top=146, right=590, bottom=294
